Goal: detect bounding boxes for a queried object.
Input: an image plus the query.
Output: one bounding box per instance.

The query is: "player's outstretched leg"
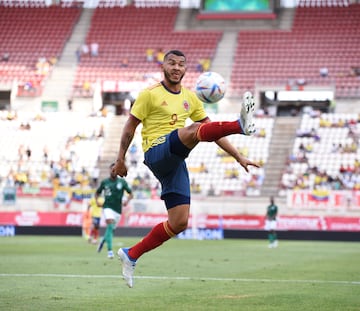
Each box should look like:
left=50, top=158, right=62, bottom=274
left=238, top=91, right=256, bottom=135
left=196, top=91, right=256, bottom=142
left=118, top=248, right=137, bottom=288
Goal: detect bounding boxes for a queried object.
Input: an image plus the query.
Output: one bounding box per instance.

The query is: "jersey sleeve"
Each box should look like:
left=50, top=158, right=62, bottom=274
left=130, top=89, right=151, bottom=121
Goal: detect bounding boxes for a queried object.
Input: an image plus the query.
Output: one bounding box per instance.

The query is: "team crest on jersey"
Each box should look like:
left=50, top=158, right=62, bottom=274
left=183, top=101, right=190, bottom=111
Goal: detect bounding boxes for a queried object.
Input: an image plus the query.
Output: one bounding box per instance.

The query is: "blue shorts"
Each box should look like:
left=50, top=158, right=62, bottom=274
left=92, top=217, right=100, bottom=228
left=144, top=130, right=191, bottom=209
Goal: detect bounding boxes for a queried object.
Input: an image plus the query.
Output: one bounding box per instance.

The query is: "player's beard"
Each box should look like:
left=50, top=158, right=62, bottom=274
left=164, top=69, right=185, bottom=85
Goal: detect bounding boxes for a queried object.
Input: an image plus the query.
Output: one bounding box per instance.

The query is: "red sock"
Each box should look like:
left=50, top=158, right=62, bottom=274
left=94, top=229, right=99, bottom=240
left=128, top=221, right=176, bottom=260
left=196, top=121, right=241, bottom=142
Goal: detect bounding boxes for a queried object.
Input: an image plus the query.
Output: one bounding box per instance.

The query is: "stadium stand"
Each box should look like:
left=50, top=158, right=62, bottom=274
left=231, top=2, right=360, bottom=98
left=0, top=110, right=108, bottom=189
left=0, top=0, right=359, bottom=218
left=0, top=2, right=81, bottom=96
left=280, top=111, right=360, bottom=194
left=72, top=5, right=222, bottom=97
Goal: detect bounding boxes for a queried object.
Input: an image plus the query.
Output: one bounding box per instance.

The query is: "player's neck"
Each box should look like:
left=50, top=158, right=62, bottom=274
left=161, top=80, right=181, bottom=94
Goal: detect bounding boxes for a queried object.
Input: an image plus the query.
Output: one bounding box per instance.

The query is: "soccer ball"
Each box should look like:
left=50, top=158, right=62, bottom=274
left=195, top=71, right=226, bottom=104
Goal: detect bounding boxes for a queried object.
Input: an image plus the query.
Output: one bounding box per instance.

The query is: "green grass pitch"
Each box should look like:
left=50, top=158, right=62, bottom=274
left=0, top=236, right=359, bottom=311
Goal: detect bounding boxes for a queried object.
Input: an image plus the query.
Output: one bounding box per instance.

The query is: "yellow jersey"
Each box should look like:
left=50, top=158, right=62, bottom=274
left=131, top=82, right=207, bottom=152
left=89, top=197, right=102, bottom=218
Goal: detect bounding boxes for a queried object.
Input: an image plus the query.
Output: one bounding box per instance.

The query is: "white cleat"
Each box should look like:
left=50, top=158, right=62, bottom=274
left=118, top=248, right=136, bottom=288
left=239, top=91, right=256, bottom=135
left=108, top=250, right=114, bottom=259
left=268, top=240, right=279, bottom=249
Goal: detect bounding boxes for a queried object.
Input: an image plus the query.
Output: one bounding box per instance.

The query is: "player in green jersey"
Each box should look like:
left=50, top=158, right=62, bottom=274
left=96, top=163, right=133, bottom=259
left=265, top=196, right=279, bottom=248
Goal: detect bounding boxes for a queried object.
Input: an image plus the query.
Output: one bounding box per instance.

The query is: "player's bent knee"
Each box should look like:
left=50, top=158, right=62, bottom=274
left=189, top=122, right=202, bottom=139
left=178, top=122, right=202, bottom=144
left=171, top=220, right=188, bottom=234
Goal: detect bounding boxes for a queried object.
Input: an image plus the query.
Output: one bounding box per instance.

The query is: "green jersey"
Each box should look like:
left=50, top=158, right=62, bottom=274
left=96, top=177, right=132, bottom=214
left=266, top=203, right=278, bottom=220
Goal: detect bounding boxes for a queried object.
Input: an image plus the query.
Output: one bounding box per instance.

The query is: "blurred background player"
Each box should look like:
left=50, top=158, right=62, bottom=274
left=265, top=196, right=279, bottom=248
left=82, top=205, right=92, bottom=240
left=96, top=163, right=133, bottom=259
left=87, top=195, right=103, bottom=244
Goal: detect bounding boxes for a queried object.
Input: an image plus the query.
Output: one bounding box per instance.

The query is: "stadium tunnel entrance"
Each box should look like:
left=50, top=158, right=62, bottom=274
left=259, top=89, right=334, bottom=117
left=0, top=90, right=11, bottom=110
left=101, top=91, right=135, bottom=116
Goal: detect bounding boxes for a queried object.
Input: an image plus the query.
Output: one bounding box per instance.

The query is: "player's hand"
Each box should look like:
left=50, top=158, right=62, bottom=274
left=237, top=156, right=260, bottom=173
left=112, top=158, right=128, bottom=177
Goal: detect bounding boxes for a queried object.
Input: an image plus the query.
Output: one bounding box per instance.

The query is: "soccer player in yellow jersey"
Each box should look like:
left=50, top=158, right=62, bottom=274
left=113, top=49, right=258, bottom=287
left=88, top=195, right=103, bottom=244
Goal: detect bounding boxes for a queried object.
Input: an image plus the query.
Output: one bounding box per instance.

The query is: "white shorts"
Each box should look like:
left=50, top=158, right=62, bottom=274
left=265, top=219, right=277, bottom=231
left=103, top=208, right=121, bottom=229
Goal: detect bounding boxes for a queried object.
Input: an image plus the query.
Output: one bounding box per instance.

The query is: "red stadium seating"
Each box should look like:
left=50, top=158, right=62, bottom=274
left=73, top=5, right=222, bottom=97
left=0, top=5, right=81, bottom=96
left=231, top=4, right=360, bottom=98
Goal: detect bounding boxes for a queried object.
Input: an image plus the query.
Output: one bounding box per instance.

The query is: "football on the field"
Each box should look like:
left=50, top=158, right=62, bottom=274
left=195, top=71, right=226, bottom=104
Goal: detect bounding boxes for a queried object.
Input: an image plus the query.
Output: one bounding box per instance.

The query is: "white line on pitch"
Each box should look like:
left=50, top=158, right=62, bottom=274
left=0, top=274, right=359, bottom=285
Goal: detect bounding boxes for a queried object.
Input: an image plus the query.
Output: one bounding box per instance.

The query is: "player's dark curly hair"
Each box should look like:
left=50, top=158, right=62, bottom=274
left=163, top=50, right=186, bottom=61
